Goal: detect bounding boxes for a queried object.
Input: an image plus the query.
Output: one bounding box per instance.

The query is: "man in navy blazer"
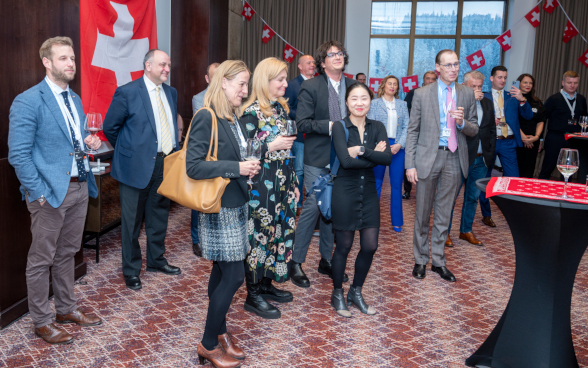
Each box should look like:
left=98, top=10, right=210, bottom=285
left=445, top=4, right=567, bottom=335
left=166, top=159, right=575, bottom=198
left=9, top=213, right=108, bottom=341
left=103, top=49, right=181, bottom=290
left=284, top=54, right=315, bottom=212
left=478, top=66, right=532, bottom=227
left=8, top=37, right=102, bottom=345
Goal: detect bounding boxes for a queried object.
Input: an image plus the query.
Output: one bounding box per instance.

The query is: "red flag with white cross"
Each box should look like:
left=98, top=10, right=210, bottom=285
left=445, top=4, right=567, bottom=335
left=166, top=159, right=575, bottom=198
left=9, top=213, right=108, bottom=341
left=543, top=0, right=559, bottom=14
left=563, top=21, right=578, bottom=43
left=343, top=73, right=354, bottom=79
left=81, top=0, right=157, bottom=140
left=241, top=1, right=255, bottom=21
left=401, top=75, right=419, bottom=93
left=466, top=50, right=485, bottom=70
left=496, top=30, right=512, bottom=51
left=283, top=44, right=298, bottom=63
left=368, top=78, right=383, bottom=93
left=261, top=24, right=275, bottom=44
left=525, top=6, right=540, bottom=28
left=579, top=48, right=588, bottom=69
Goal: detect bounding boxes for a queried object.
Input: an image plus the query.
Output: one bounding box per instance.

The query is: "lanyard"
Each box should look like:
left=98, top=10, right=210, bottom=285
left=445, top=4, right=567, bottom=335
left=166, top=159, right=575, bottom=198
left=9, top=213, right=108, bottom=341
left=561, top=90, right=577, bottom=118
left=440, top=84, right=456, bottom=118
left=232, top=114, right=247, bottom=148
left=57, top=91, right=82, bottom=140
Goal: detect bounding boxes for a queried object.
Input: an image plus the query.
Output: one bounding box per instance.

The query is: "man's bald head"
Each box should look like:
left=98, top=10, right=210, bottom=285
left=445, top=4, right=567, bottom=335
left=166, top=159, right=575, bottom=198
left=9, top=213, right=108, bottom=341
left=298, top=54, right=315, bottom=79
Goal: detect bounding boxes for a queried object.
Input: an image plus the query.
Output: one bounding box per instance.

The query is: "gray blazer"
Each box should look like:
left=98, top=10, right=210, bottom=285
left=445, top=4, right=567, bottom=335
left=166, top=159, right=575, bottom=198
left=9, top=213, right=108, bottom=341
left=367, top=97, right=410, bottom=148
left=404, top=81, right=478, bottom=179
left=192, top=86, right=208, bottom=115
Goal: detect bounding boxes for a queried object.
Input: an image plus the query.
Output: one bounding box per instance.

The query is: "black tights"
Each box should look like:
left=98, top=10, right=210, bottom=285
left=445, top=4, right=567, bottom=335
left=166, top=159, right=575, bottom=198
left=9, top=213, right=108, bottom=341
left=201, top=260, right=244, bottom=350
left=332, top=228, right=379, bottom=289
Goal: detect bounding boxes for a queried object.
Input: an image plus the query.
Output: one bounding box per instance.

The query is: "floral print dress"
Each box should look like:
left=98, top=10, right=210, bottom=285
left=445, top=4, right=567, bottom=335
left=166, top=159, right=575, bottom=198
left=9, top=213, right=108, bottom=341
left=241, top=101, right=298, bottom=283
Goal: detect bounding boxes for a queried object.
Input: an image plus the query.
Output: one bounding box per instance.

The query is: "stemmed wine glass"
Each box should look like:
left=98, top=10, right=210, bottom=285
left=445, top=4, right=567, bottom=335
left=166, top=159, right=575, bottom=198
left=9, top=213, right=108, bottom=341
left=283, top=120, right=297, bottom=158
left=245, top=138, right=261, bottom=185
left=580, top=116, right=588, bottom=136
left=556, top=148, right=579, bottom=199
left=84, top=113, right=103, bottom=154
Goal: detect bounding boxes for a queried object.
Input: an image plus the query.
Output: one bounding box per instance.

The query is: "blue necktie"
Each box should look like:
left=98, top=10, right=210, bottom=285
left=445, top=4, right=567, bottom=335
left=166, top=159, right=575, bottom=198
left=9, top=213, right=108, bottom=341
left=61, top=91, right=86, bottom=182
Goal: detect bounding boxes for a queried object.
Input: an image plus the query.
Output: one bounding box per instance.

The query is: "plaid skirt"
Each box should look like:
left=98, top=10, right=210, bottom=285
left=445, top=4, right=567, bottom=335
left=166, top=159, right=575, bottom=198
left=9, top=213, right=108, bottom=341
left=198, top=204, right=249, bottom=262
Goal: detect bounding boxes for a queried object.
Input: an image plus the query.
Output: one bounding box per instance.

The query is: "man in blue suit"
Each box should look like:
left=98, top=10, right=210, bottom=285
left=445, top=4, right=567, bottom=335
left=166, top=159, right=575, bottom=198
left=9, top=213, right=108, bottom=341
left=103, top=49, right=181, bottom=290
left=284, top=54, right=315, bottom=213
left=8, top=37, right=102, bottom=345
left=479, top=66, right=532, bottom=227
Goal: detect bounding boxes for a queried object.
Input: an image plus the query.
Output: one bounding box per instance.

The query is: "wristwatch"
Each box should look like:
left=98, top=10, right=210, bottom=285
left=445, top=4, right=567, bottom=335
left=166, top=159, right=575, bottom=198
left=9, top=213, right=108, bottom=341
left=37, top=195, right=46, bottom=204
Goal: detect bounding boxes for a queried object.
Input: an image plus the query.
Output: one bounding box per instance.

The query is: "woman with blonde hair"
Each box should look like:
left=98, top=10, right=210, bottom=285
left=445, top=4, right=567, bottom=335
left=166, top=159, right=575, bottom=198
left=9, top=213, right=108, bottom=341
left=367, top=75, right=409, bottom=232
left=239, top=57, right=299, bottom=319
left=186, top=60, right=259, bottom=368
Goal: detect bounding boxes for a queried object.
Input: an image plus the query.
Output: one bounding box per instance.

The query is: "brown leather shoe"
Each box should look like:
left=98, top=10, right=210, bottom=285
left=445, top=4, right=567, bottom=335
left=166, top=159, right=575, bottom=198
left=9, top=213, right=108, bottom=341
left=219, top=332, right=245, bottom=360
left=459, top=232, right=484, bottom=246
left=197, top=343, right=242, bottom=368
left=445, top=235, right=454, bottom=247
left=56, top=308, right=102, bottom=327
left=34, top=323, right=74, bottom=345
left=482, top=216, right=496, bottom=227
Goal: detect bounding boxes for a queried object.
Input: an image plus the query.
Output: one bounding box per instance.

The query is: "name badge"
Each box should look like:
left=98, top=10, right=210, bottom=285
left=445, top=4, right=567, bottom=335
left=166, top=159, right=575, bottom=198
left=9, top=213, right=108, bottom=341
left=75, top=150, right=87, bottom=161
left=532, top=108, right=538, bottom=113
left=568, top=119, right=577, bottom=126
left=441, top=128, right=451, bottom=137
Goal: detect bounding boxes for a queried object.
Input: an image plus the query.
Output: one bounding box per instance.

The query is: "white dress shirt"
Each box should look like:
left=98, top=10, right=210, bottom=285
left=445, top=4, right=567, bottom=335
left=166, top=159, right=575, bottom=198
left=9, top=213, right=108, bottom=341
left=143, top=75, right=176, bottom=152
left=329, top=77, right=341, bottom=94
left=383, top=98, right=398, bottom=139
left=492, top=88, right=513, bottom=136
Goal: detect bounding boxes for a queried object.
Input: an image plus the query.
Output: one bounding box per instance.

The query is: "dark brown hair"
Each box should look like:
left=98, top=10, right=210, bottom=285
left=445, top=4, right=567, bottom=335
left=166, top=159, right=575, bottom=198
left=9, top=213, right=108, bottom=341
left=517, top=73, right=541, bottom=103
left=435, top=49, right=457, bottom=65
left=345, top=82, right=373, bottom=102
left=315, top=40, right=349, bottom=75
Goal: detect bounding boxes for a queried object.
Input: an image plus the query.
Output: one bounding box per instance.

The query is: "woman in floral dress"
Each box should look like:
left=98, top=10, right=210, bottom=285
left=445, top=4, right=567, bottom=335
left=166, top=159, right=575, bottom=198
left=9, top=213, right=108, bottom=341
left=239, top=57, right=299, bottom=319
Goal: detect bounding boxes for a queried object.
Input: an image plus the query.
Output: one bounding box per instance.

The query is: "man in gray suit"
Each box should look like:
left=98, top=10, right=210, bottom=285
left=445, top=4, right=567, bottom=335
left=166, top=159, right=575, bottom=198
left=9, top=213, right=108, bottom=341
left=405, top=49, right=478, bottom=282
left=192, top=62, right=219, bottom=114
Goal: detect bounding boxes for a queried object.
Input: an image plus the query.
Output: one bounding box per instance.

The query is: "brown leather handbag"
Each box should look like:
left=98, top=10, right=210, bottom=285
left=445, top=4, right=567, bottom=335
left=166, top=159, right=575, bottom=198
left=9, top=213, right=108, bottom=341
left=157, top=107, right=230, bottom=213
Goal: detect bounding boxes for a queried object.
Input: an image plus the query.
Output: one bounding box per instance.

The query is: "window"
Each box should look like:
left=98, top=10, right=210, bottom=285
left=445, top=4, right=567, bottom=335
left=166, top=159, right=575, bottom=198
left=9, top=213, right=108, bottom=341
left=369, top=0, right=506, bottom=97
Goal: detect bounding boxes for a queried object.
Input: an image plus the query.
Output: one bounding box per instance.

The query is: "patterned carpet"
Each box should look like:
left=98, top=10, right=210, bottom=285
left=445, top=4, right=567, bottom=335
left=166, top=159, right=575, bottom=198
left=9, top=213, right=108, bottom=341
left=2, top=175, right=588, bottom=368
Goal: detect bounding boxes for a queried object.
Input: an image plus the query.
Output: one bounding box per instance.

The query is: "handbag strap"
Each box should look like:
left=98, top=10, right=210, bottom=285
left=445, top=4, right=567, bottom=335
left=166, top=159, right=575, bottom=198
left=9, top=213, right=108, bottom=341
left=181, top=107, right=219, bottom=161
left=330, top=120, right=349, bottom=177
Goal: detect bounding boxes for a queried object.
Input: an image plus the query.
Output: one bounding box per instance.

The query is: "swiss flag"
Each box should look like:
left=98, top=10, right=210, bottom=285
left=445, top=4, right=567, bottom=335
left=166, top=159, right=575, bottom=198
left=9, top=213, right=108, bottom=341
left=283, top=45, right=298, bottom=63
left=401, top=75, right=419, bottom=93
left=579, top=48, right=588, bottom=69
left=343, top=73, right=354, bottom=79
left=525, top=6, right=540, bottom=28
left=543, top=0, right=559, bottom=14
left=261, top=24, right=275, bottom=44
left=563, top=21, right=578, bottom=43
left=81, top=0, right=157, bottom=141
left=241, top=1, right=255, bottom=21
left=368, top=78, right=383, bottom=93
left=466, top=50, right=485, bottom=70
left=496, top=30, right=512, bottom=51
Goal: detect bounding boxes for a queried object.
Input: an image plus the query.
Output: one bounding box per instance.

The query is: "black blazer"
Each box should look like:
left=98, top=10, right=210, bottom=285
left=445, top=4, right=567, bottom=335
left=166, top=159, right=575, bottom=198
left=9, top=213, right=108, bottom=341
left=465, top=97, right=496, bottom=168
left=186, top=109, right=248, bottom=208
left=296, top=74, right=355, bottom=168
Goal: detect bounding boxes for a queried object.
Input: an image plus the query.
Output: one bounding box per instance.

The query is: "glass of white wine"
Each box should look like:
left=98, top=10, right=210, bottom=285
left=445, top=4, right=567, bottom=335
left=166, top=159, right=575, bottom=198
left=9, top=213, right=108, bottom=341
left=283, top=120, right=297, bottom=158
left=245, top=138, right=261, bottom=185
left=580, top=116, right=588, bottom=136
left=556, top=148, right=579, bottom=199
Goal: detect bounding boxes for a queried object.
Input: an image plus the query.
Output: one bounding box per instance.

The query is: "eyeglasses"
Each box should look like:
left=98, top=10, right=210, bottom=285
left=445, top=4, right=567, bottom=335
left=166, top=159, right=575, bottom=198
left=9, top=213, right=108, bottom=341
left=440, top=62, right=460, bottom=70
left=326, top=51, right=345, bottom=58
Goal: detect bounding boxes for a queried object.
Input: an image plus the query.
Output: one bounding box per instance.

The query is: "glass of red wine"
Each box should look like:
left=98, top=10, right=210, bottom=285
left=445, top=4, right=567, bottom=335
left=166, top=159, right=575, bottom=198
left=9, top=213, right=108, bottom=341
left=84, top=113, right=103, bottom=154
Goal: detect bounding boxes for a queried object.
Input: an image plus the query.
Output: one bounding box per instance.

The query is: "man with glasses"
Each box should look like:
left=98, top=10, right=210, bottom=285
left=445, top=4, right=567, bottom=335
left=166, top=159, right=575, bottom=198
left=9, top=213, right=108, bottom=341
left=405, top=49, right=478, bottom=283
left=291, top=40, right=355, bottom=288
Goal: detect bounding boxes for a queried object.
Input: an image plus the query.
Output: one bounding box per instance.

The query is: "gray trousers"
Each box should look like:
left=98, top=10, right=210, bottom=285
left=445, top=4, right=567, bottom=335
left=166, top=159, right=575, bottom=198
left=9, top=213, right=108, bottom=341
left=26, top=182, right=88, bottom=328
left=293, top=165, right=334, bottom=263
left=413, top=150, right=462, bottom=267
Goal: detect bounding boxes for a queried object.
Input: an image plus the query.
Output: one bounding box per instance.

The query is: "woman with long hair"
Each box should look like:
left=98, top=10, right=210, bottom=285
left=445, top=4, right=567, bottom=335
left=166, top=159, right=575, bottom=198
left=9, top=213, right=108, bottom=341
left=516, top=73, right=545, bottom=178
left=239, top=57, right=299, bottom=319
left=186, top=60, right=259, bottom=368
left=330, top=83, right=392, bottom=317
left=367, top=75, right=409, bottom=232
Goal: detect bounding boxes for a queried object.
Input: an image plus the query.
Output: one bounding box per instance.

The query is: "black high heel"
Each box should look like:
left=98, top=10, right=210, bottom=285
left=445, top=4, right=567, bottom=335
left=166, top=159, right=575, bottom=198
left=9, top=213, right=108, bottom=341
left=331, top=288, right=352, bottom=318
left=347, top=286, right=376, bottom=315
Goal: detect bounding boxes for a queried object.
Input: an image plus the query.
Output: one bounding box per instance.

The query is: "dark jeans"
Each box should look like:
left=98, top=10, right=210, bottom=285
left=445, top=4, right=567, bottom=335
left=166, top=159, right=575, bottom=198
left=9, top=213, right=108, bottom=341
left=479, top=138, right=519, bottom=217
left=191, top=210, right=199, bottom=244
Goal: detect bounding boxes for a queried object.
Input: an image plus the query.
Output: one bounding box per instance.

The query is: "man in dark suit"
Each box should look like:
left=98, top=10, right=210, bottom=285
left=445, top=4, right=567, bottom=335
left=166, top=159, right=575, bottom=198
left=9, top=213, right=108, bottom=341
left=355, top=73, right=366, bottom=84
left=447, top=71, right=496, bottom=247
left=8, top=36, right=102, bottom=345
left=103, top=49, right=181, bottom=290
left=291, top=40, right=355, bottom=288
left=478, top=66, right=532, bottom=228
left=284, top=54, right=315, bottom=214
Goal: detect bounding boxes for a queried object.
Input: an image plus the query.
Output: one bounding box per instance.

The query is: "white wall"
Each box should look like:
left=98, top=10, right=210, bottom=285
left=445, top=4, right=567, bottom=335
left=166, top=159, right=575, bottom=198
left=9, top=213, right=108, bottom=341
left=156, top=0, right=171, bottom=83
left=504, top=0, right=537, bottom=86
left=344, top=0, right=372, bottom=80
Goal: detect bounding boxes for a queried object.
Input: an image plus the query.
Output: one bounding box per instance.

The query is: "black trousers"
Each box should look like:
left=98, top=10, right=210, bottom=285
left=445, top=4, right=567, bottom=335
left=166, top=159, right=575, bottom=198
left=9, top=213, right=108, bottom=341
left=119, top=156, right=170, bottom=276
left=517, top=143, right=540, bottom=178
left=538, top=132, right=569, bottom=180
left=403, top=170, right=412, bottom=193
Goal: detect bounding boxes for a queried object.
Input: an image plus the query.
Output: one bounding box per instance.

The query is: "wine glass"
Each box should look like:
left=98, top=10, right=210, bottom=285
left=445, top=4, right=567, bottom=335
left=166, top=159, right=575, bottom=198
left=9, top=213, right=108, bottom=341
left=245, top=138, right=261, bottom=185
left=556, top=148, right=579, bottom=199
left=580, top=116, right=588, bottom=136
left=84, top=113, right=103, bottom=154
left=283, top=120, right=297, bottom=158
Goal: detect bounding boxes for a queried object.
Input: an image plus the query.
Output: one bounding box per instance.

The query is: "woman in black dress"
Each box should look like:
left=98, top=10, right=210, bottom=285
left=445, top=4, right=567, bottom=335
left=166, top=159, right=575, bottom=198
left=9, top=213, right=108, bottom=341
left=516, top=73, right=545, bottom=178
left=330, top=83, right=392, bottom=317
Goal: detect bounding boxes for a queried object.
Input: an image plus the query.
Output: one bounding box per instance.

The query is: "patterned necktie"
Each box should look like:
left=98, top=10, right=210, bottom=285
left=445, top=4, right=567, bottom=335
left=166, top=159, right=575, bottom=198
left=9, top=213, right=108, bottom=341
left=156, top=87, right=173, bottom=155
left=446, top=86, right=457, bottom=152
left=497, top=91, right=508, bottom=138
left=60, top=91, right=86, bottom=182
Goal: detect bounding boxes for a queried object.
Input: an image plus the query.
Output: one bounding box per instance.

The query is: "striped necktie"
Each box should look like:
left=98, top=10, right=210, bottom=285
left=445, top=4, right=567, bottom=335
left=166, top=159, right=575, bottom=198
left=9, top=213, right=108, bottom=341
left=156, top=87, right=173, bottom=155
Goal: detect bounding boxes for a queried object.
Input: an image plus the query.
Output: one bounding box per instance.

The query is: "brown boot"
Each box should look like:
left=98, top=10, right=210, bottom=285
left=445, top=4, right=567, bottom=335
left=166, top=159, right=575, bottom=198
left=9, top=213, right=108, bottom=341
left=197, top=343, right=241, bottom=368
left=34, top=323, right=74, bottom=345
left=459, top=232, right=484, bottom=246
left=482, top=216, right=496, bottom=227
left=218, top=332, right=245, bottom=360
left=56, top=308, right=102, bottom=327
left=445, top=235, right=454, bottom=247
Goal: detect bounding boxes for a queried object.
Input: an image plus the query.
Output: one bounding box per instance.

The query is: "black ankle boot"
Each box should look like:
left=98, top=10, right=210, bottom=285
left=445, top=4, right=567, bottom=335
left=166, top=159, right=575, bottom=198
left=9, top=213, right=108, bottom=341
left=260, top=277, right=293, bottom=303
left=347, top=286, right=376, bottom=315
left=244, top=273, right=281, bottom=319
left=331, top=288, right=351, bottom=318
left=290, top=262, right=310, bottom=288
left=318, top=258, right=349, bottom=282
